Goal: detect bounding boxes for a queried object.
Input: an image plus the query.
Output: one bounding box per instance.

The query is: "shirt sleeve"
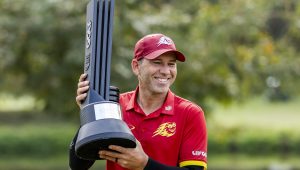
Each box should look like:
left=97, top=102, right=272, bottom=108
left=144, top=158, right=205, bottom=170
left=179, top=104, right=207, bottom=169
left=69, top=128, right=95, bottom=170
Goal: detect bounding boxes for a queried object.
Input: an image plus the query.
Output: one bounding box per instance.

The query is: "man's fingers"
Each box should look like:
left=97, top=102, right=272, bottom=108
left=99, top=150, right=118, bottom=158
left=99, top=150, right=123, bottom=163
left=76, top=74, right=89, bottom=107
left=76, top=94, right=87, bottom=106
left=135, top=140, right=141, bottom=146
left=108, top=145, right=128, bottom=154
left=99, top=153, right=117, bottom=163
left=79, top=73, right=87, bottom=82
left=77, top=85, right=89, bottom=95
left=76, top=94, right=87, bottom=102
left=78, top=81, right=89, bottom=88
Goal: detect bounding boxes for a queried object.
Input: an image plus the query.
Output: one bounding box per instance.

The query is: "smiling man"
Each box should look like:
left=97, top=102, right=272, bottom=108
left=70, top=33, right=207, bottom=170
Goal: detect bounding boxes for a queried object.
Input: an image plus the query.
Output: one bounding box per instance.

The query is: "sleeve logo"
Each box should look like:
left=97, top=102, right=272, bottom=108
left=152, top=122, right=176, bottom=137
left=192, top=150, right=207, bottom=158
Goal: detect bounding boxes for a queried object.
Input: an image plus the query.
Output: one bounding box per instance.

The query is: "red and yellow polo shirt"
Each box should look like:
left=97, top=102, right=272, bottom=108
left=106, top=88, right=207, bottom=170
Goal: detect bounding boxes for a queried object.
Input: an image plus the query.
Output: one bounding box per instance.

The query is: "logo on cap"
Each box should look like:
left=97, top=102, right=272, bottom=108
left=157, top=36, right=173, bottom=47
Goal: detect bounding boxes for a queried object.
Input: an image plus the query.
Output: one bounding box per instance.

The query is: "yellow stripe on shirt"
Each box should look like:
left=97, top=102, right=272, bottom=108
left=179, top=160, right=207, bottom=170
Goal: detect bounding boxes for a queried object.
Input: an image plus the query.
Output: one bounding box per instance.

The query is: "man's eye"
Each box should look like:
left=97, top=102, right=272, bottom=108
left=153, top=61, right=161, bottom=64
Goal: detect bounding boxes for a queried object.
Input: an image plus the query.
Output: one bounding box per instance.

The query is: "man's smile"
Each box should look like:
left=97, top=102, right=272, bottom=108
left=154, top=77, right=170, bottom=84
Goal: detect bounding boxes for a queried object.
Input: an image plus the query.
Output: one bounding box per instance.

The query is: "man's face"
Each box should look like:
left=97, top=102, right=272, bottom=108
left=134, top=52, right=177, bottom=95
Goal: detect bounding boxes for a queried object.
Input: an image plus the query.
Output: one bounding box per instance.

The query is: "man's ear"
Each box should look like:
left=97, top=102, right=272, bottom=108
left=131, top=59, right=139, bottom=76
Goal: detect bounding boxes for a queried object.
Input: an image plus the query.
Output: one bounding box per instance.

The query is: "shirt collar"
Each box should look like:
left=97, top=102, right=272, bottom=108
left=125, top=87, right=139, bottom=111
left=125, top=87, right=175, bottom=115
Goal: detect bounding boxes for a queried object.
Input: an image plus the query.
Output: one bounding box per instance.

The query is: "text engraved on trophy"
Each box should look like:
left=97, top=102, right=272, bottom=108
left=86, top=20, right=92, bottom=49
left=85, top=54, right=90, bottom=71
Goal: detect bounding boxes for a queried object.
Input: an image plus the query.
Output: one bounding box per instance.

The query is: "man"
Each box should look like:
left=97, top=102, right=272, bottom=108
left=70, top=33, right=207, bottom=170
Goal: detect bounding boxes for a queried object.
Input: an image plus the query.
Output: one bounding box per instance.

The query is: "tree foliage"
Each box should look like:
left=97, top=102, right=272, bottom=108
left=0, top=0, right=299, bottom=116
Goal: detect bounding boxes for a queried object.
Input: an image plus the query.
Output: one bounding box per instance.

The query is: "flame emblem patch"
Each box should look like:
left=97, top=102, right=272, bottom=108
left=152, top=122, right=176, bottom=137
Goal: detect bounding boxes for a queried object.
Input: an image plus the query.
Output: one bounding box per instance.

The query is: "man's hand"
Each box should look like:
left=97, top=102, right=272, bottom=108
left=76, top=73, right=89, bottom=107
left=98, top=140, right=148, bottom=170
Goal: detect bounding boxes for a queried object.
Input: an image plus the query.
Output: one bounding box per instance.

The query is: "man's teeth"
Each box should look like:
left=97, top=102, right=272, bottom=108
left=157, top=78, right=168, bottom=82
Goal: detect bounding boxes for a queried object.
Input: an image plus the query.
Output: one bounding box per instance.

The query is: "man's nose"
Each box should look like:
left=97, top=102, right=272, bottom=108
left=159, top=65, right=170, bottom=74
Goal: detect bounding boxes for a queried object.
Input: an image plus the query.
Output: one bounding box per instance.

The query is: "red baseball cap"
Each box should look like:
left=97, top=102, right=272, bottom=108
left=134, top=33, right=185, bottom=62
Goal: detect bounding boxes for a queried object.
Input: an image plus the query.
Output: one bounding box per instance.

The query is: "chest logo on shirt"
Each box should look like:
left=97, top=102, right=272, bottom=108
left=152, top=122, right=176, bottom=137
left=127, top=124, right=135, bottom=130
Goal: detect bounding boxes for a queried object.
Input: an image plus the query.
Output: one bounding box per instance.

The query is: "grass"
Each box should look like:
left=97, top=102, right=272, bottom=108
left=0, top=155, right=106, bottom=170
left=0, top=155, right=69, bottom=170
left=208, top=96, right=300, bottom=132
left=208, top=153, right=300, bottom=170
left=0, top=122, right=107, bottom=170
left=2, top=154, right=300, bottom=170
left=206, top=96, right=300, bottom=169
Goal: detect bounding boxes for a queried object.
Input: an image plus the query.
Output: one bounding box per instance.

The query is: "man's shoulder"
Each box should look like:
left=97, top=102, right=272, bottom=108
left=173, top=94, right=203, bottom=113
left=120, top=90, right=135, bottom=101
left=120, top=90, right=135, bottom=97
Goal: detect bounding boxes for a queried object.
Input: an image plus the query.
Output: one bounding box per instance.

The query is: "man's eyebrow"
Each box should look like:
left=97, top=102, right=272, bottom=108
left=152, top=58, right=164, bottom=61
left=152, top=58, right=176, bottom=62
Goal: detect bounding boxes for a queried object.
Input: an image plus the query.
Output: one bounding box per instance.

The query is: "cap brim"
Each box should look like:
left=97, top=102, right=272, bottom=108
left=144, top=49, right=185, bottom=62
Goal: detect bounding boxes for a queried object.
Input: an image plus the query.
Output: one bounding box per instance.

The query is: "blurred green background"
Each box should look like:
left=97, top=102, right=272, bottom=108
left=0, top=0, right=299, bottom=169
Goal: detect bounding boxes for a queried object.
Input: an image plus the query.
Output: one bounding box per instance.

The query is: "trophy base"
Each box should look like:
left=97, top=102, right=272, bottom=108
left=75, top=119, right=136, bottom=160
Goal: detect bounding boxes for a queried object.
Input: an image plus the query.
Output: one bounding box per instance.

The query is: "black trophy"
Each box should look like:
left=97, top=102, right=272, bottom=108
left=75, top=0, right=136, bottom=160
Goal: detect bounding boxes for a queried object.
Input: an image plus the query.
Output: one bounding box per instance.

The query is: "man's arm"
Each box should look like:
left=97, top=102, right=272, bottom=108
left=70, top=74, right=95, bottom=170
left=99, top=141, right=205, bottom=170
left=69, top=128, right=95, bottom=170
left=144, top=158, right=204, bottom=170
